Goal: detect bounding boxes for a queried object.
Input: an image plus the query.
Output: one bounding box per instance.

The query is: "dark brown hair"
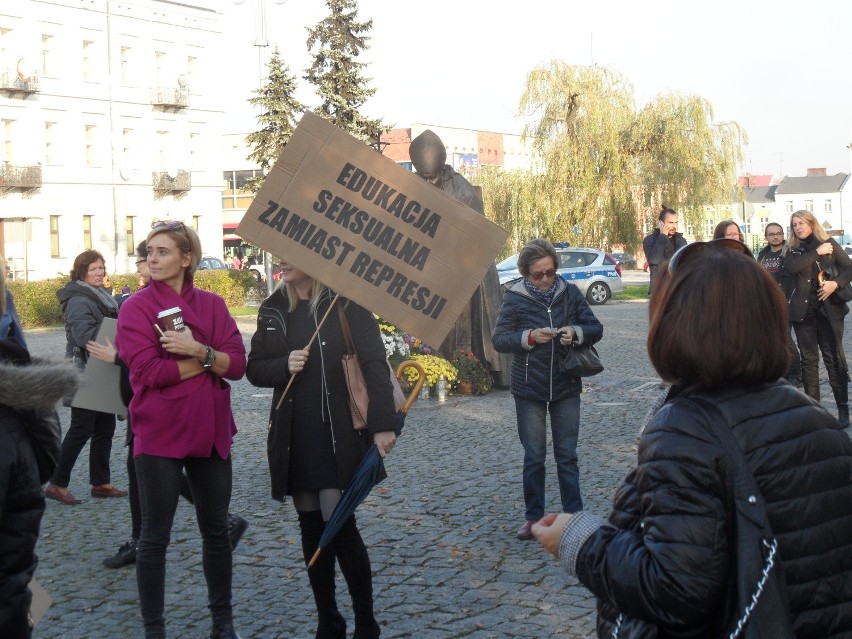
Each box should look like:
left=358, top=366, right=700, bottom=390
left=70, top=250, right=106, bottom=281
left=712, top=219, right=742, bottom=241
left=648, top=249, right=789, bottom=390
left=658, top=206, right=677, bottom=221
left=517, top=238, right=558, bottom=277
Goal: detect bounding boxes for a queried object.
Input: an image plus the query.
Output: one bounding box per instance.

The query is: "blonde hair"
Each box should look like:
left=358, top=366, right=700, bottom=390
left=280, top=279, right=328, bottom=314
left=146, top=222, right=202, bottom=276
left=787, top=210, right=829, bottom=249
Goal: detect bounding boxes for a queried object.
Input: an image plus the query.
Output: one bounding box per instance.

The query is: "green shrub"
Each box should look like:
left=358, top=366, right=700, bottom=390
left=8, top=269, right=260, bottom=329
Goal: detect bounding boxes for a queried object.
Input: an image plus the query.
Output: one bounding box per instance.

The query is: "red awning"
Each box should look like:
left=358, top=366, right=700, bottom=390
left=223, top=234, right=242, bottom=242
left=223, top=222, right=239, bottom=230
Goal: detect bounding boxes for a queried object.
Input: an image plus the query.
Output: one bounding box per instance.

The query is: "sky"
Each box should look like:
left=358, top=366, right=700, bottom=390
left=219, top=0, right=852, bottom=178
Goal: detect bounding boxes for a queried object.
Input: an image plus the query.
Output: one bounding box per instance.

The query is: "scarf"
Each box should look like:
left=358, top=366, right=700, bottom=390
left=76, top=280, right=120, bottom=314
left=523, top=277, right=558, bottom=307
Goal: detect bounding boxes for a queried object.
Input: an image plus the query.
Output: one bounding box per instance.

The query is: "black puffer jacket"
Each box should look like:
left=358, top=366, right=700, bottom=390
left=0, top=340, right=78, bottom=628
left=576, top=383, right=852, bottom=638
left=492, top=277, right=603, bottom=401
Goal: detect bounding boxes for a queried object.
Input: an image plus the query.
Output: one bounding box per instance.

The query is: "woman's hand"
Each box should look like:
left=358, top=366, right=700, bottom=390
left=819, top=279, right=839, bottom=301
left=159, top=326, right=201, bottom=357
left=531, top=328, right=560, bottom=344
left=817, top=242, right=834, bottom=256
left=288, top=349, right=309, bottom=374
left=373, top=431, right=396, bottom=458
left=557, top=327, right=576, bottom=346
left=532, top=513, right=572, bottom=558
left=86, top=337, right=116, bottom=363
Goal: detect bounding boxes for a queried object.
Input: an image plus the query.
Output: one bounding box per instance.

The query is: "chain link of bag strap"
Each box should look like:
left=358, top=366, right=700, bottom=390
left=728, top=537, right=778, bottom=639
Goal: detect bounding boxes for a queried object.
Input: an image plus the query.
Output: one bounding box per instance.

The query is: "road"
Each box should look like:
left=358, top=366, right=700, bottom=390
left=23, top=299, right=844, bottom=638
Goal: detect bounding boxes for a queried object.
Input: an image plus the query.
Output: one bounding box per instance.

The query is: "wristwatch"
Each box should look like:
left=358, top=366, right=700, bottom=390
left=200, top=346, right=216, bottom=369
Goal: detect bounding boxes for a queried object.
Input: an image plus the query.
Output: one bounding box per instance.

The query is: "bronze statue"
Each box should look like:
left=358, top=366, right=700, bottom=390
left=409, top=129, right=511, bottom=387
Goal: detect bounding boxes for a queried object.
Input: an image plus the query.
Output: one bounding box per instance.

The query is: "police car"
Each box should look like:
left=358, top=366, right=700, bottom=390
left=496, top=244, right=624, bottom=305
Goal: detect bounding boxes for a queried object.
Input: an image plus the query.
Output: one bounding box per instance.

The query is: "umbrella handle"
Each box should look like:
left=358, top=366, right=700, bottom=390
left=308, top=548, right=322, bottom=568
left=395, top=360, right=426, bottom=414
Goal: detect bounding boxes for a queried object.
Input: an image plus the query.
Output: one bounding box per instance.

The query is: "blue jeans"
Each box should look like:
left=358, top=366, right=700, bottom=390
left=514, top=395, right=582, bottom=521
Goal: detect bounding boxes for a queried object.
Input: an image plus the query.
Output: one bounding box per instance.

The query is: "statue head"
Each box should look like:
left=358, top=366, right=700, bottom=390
left=409, top=130, right=447, bottom=186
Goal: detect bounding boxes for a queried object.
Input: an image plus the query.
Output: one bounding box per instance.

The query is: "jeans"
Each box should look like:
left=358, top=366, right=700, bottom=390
left=134, top=453, right=233, bottom=639
left=793, top=313, right=847, bottom=401
left=51, top=407, right=116, bottom=487
left=514, top=395, right=582, bottom=521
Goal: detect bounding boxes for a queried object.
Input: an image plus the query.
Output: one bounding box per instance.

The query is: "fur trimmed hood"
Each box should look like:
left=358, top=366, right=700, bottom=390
left=0, top=354, right=80, bottom=416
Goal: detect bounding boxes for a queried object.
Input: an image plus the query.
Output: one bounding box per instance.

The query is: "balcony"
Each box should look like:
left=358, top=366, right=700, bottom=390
left=152, top=170, right=191, bottom=196
left=150, top=86, right=189, bottom=110
left=0, top=68, right=40, bottom=96
left=0, top=164, right=42, bottom=194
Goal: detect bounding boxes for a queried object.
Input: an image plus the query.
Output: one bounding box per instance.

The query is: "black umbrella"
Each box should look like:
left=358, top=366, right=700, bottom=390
left=307, top=360, right=426, bottom=568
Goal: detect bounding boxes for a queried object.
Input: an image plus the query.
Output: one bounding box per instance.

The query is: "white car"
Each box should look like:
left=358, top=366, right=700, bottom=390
left=496, top=245, right=624, bottom=305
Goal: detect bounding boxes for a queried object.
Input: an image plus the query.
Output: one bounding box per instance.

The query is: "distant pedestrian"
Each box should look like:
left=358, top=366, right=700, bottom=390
left=786, top=209, right=852, bottom=426
left=642, top=206, right=686, bottom=296
left=534, top=240, right=852, bottom=638
left=492, top=239, right=603, bottom=541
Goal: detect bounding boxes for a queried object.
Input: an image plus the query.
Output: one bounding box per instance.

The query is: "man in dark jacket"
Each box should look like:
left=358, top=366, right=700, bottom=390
left=0, top=276, right=79, bottom=638
left=757, top=223, right=802, bottom=385
left=642, top=207, right=687, bottom=295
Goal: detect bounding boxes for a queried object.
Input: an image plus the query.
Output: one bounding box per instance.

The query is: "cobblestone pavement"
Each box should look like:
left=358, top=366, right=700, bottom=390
left=25, top=300, right=846, bottom=639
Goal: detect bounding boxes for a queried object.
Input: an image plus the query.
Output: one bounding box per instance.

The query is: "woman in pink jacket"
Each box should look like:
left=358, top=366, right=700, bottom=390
left=117, top=221, right=246, bottom=639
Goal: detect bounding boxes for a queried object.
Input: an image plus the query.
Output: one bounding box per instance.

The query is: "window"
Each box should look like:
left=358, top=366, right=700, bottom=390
left=805, top=200, right=813, bottom=212
left=120, top=46, right=130, bottom=85
left=192, top=215, right=201, bottom=231
left=189, top=131, right=199, bottom=168
left=85, top=124, right=96, bottom=165
left=42, top=34, right=53, bottom=76
left=786, top=201, right=793, bottom=214
left=759, top=216, right=768, bottom=234
left=126, top=217, right=135, bottom=256
left=686, top=223, right=695, bottom=236
left=45, top=121, right=56, bottom=164
left=122, top=127, right=133, bottom=165
left=83, top=215, right=93, bottom=250
left=825, top=200, right=833, bottom=214
left=705, top=219, right=714, bottom=237
left=82, top=40, right=93, bottom=81
left=2, top=119, right=13, bottom=163
left=155, top=51, right=166, bottom=87
left=157, top=130, right=168, bottom=170
left=50, top=215, right=60, bottom=257
left=186, top=55, right=196, bottom=90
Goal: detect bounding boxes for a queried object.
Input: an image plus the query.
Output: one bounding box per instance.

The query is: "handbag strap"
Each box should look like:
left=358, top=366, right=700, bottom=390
left=337, top=301, right=355, bottom=356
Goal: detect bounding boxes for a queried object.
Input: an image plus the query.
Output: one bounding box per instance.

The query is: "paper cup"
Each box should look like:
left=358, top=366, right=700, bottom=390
left=157, top=307, right=185, bottom=333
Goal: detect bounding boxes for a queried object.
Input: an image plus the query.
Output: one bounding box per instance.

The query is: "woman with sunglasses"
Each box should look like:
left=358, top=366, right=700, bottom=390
left=786, top=209, right=852, bottom=426
left=492, top=239, right=603, bottom=541
left=116, top=222, right=246, bottom=639
left=533, top=242, right=852, bottom=638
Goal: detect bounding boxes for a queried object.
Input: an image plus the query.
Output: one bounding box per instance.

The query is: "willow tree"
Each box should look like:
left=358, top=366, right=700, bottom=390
left=491, top=61, right=745, bottom=252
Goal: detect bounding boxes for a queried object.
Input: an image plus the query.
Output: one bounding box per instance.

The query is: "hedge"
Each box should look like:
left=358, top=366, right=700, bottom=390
left=8, top=269, right=259, bottom=329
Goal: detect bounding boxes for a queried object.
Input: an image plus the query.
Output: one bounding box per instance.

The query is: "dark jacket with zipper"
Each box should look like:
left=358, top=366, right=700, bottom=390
left=576, top=383, right=852, bottom=639
left=491, top=277, right=603, bottom=401
left=785, top=236, right=852, bottom=323
left=55, top=280, right=118, bottom=367
left=246, top=288, right=397, bottom=502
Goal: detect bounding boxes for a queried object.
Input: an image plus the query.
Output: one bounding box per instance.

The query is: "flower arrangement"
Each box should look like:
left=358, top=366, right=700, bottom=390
left=376, top=317, right=410, bottom=360
left=449, top=350, right=493, bottom=395
left=401, top=353, right=457, bottom=395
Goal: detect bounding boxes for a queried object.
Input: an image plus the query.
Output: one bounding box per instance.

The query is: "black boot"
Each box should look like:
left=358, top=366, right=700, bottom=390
left=830, top=381, right=850, bottom=428
left=333, top=516, right=380, bottom=639
left=210, top=623, right=242, bottom=639
left=299, top=511, right=346, bottom=639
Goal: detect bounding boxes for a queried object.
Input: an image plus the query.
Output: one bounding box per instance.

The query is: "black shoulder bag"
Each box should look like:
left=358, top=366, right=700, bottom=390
left=558, top=289, right=603, bottom=377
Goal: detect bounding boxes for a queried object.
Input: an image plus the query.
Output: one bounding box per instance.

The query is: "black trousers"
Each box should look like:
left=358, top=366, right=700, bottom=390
left=134, top=452, right=233, bottom=639
left=793, top=312, right=847, bottom=401
left=51, top=407, right=116, bottom=487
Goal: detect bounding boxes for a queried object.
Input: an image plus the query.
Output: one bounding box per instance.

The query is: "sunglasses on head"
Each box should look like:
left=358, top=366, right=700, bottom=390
left=529, top=268, right=557, bottom=282
left=668, top=238, right=753, bottom=273
left=151, top=220, right=186, bottom=231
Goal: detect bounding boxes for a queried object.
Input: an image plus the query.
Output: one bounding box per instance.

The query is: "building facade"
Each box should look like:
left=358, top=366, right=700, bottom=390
left=0, top=0, right=225, bottom=281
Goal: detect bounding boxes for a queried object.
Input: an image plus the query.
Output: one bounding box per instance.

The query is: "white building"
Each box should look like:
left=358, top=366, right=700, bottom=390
left=773, top=170, right=851, bottom=243
left=0, top=0, right=226, bottom=281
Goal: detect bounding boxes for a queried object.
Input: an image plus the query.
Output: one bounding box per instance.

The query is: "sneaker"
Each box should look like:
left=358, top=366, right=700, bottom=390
left=103, top=539, right=137, bottom=568
left=227, top=514, right=248, bottom=550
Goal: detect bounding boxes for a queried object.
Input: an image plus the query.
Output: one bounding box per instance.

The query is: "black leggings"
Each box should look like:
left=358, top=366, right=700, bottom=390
left=134, top=452, right=233, bottom=639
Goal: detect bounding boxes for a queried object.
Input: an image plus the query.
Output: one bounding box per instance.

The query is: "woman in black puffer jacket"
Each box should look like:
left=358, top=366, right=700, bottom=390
left=492, top=239, right=603, bottom=542
left=785, top=209, right=852, bottom=426
left=533, top=241, right=852, bottom=638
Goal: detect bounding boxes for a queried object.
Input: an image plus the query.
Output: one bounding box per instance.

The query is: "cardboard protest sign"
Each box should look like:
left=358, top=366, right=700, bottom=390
left=236, top=112, right=508, bottom=347
left=70, top=317, right=126, bottom=415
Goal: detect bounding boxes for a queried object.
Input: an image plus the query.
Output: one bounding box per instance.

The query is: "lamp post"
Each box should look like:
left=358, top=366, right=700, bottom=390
left=231, top=0, right=288, bottom=295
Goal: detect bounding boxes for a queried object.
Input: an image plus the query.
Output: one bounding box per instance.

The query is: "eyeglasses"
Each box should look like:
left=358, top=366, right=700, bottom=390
left=668, top=238, right=753, bottom=273
left=151, top=220, right=186, bottom=231
left=135, top=259, right=147, bottom=266
left=529, top=268, right=557, bottom=282
left=766, top=232, right=784, bottom=238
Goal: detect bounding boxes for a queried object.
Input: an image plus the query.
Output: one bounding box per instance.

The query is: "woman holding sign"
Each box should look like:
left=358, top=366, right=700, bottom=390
left=247, top=260, right=396, bottom=639
left=117, top=222, right=246, bottom=639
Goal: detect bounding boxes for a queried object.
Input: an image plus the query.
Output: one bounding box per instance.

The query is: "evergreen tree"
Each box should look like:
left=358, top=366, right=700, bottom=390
left=245, top=47, right=305, bottom=193
left=304, top=0, right=383, bottom=145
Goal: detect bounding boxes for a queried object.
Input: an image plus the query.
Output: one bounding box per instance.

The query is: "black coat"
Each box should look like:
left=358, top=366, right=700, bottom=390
left=0, top=340, right=78, bottom=627
left=576, top=383, right=852, bottom=638
left=642, top=229, right=687, bottom=267
left=55, top=280, right=118, bottom=366
left=246, top=289, right=397, bottom=502
left=491, top=277, right=603, bottom=401
left=785, top=236, right=852, bottom=323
